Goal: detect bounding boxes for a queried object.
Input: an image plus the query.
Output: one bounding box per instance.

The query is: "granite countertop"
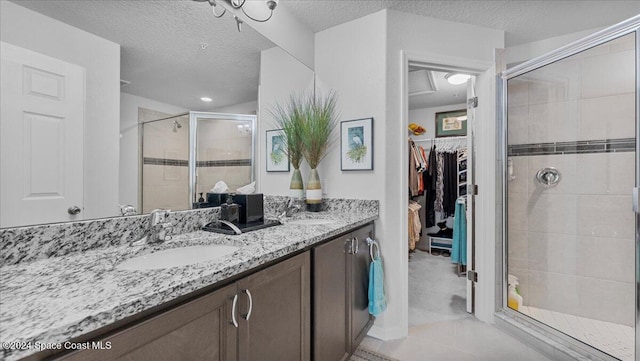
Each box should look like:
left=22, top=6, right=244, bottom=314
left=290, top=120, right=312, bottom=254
left=0, top=210, right=377, bottom=361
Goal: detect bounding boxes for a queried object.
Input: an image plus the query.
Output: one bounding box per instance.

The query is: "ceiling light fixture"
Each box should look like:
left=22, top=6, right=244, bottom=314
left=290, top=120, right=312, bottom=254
left=445, top=73, right=471, bottom=85
left=193, top=0, right=278, bottom=32
left=201, top=97, right=213, bottom=102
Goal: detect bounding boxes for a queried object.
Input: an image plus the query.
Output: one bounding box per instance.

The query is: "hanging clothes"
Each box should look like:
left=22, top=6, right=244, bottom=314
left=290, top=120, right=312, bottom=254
left=408, top=201, right=422, bottom=251
left=442, top=151, right=458, bottom=217
left=434, top=152, right=445, bottom=212
left=423, top=145, right=437, bottom=227
left=408, top=139, right=427, bottom=197
left=451, top=197, right=467, bottom=266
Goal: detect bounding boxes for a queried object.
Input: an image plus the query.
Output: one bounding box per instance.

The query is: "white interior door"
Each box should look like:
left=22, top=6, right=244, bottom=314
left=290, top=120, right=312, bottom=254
left=465, top=76, right=477, bottom=314
left=1, top=42, right=85, bottom=227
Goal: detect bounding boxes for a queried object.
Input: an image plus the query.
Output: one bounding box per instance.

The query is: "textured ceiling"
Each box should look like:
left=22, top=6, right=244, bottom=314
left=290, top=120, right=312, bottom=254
left=10, top=1, right=640, bottom=113
left=11, top=0, right=275, bottom=112
left=283, top=0, right=640, bottom=46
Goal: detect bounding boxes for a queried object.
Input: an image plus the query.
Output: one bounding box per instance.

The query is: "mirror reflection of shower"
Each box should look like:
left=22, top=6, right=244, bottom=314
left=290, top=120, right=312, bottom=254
left=172, top=120, right=183, bottom=132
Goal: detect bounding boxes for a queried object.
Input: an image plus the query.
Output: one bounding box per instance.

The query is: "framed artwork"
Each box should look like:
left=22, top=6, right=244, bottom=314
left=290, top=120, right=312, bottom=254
left=435, top=109, right=467, bottom=138
left=340, top=117, right=373, bottom=171
left=266, top=129, right=289, bottom=172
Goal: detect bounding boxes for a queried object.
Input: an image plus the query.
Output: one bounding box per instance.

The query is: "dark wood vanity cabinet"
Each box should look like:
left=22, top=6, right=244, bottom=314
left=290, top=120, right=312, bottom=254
left=56, top=252, right=310, bottom=361
left=59, top=283, right=238, bottom=361
left=237, top=251, right=310, bottom=361
left=313, top=223, right=375, bottom=361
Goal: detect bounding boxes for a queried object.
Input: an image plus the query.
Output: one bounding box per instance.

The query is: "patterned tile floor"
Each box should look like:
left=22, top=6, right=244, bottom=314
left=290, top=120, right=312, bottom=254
left=519, top=306, right=633, bottom=361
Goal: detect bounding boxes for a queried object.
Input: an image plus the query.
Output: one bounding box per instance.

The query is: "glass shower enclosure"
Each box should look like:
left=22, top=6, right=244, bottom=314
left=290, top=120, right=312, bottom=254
left=500, top=17, right=639, bottom=361
left=140, top=112, right=256, bottom=213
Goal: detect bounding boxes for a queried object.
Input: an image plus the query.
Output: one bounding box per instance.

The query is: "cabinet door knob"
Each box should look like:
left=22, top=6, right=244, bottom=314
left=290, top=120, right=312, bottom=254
left=242, top=289, right=253, bottom=320
left=230, top=294, right=239, bottom=328
left=68, top=206, right=81, bottom=215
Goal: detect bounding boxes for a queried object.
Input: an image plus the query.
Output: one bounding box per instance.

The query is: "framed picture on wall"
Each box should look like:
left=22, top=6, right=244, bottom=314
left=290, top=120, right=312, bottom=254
left=266, top=129, right=289, bottom=172
left=340, top=117, right=373, bottom=171
left=435, top=109, right=467, bottom=138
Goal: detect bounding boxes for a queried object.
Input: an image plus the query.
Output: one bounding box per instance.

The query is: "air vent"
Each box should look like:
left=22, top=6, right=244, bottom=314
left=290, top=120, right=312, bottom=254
left=408, top=70, right=437, bottom=96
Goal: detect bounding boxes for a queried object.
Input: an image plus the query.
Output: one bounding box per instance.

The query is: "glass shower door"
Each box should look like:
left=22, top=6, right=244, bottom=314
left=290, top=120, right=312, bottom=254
left=140, top=113, right=190, bottom=213
left=505, top=32, right=636, bottom=360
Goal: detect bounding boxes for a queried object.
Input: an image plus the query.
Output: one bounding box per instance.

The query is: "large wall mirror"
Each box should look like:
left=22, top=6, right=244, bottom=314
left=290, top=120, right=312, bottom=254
left=0, top=0, right=313, bottom=228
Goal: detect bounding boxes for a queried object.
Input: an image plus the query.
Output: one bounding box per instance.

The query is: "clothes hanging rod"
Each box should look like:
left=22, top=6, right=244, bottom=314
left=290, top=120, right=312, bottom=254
left=412, top=136, right=467, bottom=142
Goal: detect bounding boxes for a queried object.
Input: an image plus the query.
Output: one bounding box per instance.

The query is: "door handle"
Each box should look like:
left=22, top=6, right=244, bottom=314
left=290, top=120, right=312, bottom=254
left=68, top=206, right=81, bottom=215
left=352, top=236, right=359, bottom=254
left=242, top=289, right=253, bottom=320
left=230, top=294, right=239, bottom=328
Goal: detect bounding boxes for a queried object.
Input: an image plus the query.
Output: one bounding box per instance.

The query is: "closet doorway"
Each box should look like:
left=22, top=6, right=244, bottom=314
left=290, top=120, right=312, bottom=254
left=406, top=64, right=476, bottom=327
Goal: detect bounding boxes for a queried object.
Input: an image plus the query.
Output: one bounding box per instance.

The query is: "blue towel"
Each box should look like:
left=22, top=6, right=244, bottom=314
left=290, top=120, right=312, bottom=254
left=368, top=257, right=387, bottom=317
left=451, top=201, right=467, bottom=265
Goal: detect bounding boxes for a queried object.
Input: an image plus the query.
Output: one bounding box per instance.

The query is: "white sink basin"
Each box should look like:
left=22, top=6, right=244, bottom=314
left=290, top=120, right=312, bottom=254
left=288, top=219, right=336, bottom=226
left=117, top=245, right=239, bottom=270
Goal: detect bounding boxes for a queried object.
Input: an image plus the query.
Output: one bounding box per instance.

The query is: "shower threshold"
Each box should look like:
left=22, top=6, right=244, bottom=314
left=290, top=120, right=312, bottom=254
left=518, top=305, right=633, bottom=361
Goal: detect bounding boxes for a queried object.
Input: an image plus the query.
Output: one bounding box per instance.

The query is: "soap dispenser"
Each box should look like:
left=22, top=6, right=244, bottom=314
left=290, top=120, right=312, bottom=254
left=220, top=194, right=240, bottom=224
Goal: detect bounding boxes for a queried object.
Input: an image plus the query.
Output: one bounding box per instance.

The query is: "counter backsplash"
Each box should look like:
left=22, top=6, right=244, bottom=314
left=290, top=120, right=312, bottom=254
left=0, top=196, right=379, bottom=267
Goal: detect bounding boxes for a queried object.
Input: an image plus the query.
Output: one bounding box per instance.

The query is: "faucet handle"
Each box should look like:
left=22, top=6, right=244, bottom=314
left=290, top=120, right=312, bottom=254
left=149, top=209, right=171, bottom=225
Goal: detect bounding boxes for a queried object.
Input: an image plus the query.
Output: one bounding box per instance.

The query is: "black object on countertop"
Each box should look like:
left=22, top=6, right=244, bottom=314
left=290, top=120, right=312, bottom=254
left=202, top=219, right=281, bottom=235
left=232, top=193, right=264, bottom=224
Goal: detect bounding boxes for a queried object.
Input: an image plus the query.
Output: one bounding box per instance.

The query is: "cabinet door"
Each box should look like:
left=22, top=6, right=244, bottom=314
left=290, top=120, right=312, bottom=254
left=313, top=236, right=350, bottom=361
left=237, top=252, right=310, bottom=361
left=57, top=283, right=238, bottom=361
left=350, top=224, right=375, bottom=351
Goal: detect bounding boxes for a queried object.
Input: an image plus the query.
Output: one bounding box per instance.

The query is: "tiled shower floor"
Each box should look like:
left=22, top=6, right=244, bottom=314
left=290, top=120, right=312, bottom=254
left=519, top=305, right=633, bottom=360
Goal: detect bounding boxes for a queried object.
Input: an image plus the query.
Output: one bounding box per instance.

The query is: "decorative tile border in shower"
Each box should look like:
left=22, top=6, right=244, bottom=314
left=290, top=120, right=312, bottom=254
left=143, top=157, right=188, bottom=166
left=196, top=159, right=251, bottom=167
left=508, top=137, right=635, bottom=156
left=143, top=157, right=251, bottom=167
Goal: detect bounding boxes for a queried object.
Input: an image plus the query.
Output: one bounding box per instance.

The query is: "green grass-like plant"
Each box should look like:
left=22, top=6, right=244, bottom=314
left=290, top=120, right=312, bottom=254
left=270, top=94, right=306, bottom=169
left=299, top=91, right=338, bottom=169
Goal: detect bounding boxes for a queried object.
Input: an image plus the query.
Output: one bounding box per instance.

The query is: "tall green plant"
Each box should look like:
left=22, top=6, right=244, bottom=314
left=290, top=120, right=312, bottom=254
left=270, top=94, right=306, bottom=169
left=299, top=91, right=338, bottom=169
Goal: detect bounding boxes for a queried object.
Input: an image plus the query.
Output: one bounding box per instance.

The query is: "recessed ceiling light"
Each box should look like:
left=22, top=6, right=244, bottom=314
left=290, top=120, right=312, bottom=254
left=200, top=97, right=212, bottom=102
left=445, top=73, right=471, bottom=85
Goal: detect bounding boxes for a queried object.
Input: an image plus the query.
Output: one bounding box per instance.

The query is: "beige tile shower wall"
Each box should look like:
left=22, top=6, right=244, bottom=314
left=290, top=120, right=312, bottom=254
left=142, top=164, right=189, bottom=213
left=509, top=153, right=635, bottom=326
left=507, top=34, right=635, bottom=145
left=196, top=120, right=252, bottom=161
left=507, top=33, right=636, bottom=327
left=143, top=116, right=189, bottom=160
left=142, top=115, right=190, bottom=212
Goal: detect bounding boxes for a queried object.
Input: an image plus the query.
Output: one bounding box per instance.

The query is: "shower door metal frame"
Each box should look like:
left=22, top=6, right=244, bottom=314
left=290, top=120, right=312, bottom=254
left=496, top=15, right=640, bottom=360
left=188, top=111, right=257, bottom=207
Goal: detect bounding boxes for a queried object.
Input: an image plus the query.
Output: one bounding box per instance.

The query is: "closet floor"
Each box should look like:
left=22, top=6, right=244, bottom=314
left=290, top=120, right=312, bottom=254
left=408, top=249, right=469, bottom=326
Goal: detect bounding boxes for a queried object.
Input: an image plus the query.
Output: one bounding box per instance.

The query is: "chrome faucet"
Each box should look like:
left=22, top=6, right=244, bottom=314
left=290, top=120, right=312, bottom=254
left=131, top=209, right=173, bottom=246
left=280, top=197, right=303, bottom=218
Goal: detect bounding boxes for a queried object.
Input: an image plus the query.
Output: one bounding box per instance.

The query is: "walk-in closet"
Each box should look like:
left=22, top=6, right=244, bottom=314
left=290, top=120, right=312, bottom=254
left=406, top=67, right=474, bottom=327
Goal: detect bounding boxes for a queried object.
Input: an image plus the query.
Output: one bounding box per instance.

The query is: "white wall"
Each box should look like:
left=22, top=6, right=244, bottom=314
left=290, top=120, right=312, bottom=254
left=258, top=46, right=315, bottom=195
left=308, top=8, right=505, bottom=339
left=119, top=92, right=188, bottom=208
left=1, top=1, right=120, bottom=220
left=213, top=100, right=257, bottom=114
left=409, top=103, right=466, bottom=140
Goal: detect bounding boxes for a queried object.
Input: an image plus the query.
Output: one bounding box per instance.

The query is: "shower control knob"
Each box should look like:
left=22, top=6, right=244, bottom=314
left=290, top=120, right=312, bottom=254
left=535, top=167, right=561, bottom=187
left=68, top=206, right=81, bottom=215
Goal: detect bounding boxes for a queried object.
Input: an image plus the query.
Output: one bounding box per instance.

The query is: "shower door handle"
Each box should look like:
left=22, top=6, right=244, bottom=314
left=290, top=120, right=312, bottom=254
left=633, top=187, right=639, bottom=214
